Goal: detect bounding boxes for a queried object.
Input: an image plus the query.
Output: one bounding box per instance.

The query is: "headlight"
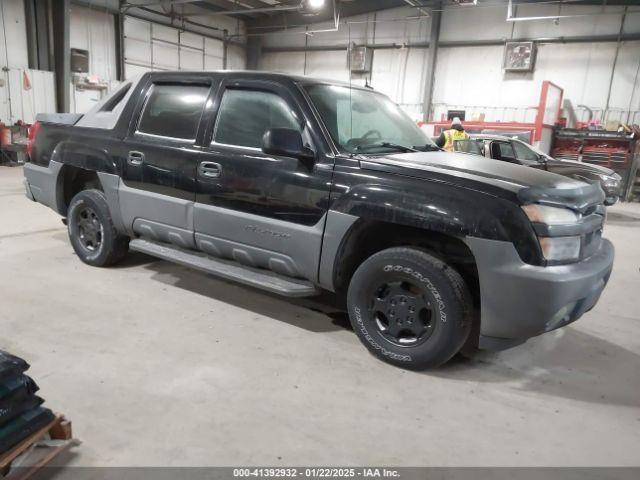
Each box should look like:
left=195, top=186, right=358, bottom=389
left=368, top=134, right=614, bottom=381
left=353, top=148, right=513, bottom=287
left=522, top=204, right=582, bottom=262
left=522, top=204, right=580, bottom=225
left=538, top=236, right=581, bottom=262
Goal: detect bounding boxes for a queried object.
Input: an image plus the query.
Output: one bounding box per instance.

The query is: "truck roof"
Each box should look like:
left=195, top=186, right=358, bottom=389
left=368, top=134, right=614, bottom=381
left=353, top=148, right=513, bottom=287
left=143, top=69, right=358, bottom=89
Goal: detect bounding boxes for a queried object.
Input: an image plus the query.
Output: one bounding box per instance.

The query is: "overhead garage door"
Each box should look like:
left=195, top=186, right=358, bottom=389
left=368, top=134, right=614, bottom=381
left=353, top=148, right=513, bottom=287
left=123, top=17, right=243, bottom=79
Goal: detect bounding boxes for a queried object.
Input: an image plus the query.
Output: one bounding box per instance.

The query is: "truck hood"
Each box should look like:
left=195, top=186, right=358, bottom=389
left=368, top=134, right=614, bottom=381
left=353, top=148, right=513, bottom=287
left=360, top=151, right=605, bottom=211
left=545, top=158, right=616, bottom=177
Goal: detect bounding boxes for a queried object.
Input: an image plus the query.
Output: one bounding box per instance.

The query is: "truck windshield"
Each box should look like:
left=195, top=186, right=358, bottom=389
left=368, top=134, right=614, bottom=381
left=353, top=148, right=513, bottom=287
left=304, top=84, right=437, bottom=154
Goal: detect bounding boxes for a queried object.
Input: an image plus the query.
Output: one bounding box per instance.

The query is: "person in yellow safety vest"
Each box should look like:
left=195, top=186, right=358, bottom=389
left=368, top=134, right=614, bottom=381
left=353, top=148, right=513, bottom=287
left=435, top=117, right=469, bottom=152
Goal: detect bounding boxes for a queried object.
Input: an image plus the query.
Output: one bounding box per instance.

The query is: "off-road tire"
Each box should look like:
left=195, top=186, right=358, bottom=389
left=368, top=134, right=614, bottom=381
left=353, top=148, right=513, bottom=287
left=67, top=189, right=129, bottom=267
left=347, top=247, right=472, bottom=370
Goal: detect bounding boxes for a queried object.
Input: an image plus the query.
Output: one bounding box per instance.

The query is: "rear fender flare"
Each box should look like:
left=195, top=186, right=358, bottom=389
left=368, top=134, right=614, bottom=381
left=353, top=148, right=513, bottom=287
left=50, top=141, right=117, bottom=174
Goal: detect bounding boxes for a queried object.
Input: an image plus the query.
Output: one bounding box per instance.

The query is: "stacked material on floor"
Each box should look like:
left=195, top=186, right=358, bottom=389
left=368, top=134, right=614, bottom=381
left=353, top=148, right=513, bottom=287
left=0, top=351, right=54, bottom=455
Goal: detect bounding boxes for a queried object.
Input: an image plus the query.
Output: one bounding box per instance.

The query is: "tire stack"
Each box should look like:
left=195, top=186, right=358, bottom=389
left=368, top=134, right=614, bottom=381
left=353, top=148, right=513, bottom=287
left=0, top=351, right=54, bottom=456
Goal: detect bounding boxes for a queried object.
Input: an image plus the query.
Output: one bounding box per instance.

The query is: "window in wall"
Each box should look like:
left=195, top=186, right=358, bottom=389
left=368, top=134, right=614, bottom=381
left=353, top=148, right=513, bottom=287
left=214, top=89, right=300, bottom=149
left=137, top=83, right=210, bottom=140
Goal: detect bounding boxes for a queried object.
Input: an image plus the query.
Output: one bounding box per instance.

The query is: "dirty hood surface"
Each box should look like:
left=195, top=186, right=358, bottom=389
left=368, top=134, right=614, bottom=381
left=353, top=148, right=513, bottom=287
left=361, top=151, right=605, bottom=211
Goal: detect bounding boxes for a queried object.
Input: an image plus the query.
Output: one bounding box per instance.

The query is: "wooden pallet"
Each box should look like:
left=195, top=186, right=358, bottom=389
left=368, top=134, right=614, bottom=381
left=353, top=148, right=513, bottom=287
left=0, top=414, right=78, bottom=480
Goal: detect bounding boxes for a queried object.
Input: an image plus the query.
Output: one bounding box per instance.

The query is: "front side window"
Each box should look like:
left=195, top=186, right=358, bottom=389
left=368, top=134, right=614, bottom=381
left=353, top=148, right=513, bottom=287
left=513, top=140, right=542, bottom=165
left=492, top=141, right=517, bottom=162
left=137, top=83, right=210, bottom=140
left=214, top=89, right=301, bottom=149
left=304, top=84, right=436, bottom=154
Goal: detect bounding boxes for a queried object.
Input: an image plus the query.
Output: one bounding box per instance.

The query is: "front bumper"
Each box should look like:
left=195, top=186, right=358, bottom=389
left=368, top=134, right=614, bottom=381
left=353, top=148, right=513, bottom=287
left=465, top=236, right=614, bottom=350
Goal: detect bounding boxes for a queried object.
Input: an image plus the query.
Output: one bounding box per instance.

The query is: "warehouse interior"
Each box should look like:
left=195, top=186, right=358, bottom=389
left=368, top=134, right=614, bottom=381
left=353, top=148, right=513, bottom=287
left=1, top=0, right=640, bottom=474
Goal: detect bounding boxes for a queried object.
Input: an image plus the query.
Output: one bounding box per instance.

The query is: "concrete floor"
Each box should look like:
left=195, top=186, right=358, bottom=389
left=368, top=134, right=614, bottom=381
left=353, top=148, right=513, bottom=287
left=1, top=165, right=639, bottom=467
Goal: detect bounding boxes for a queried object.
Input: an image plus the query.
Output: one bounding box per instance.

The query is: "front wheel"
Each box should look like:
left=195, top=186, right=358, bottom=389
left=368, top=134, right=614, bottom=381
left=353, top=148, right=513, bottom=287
left=67, top=189, right=129, bottom=267
left=347, top=247, right=472, bottom=370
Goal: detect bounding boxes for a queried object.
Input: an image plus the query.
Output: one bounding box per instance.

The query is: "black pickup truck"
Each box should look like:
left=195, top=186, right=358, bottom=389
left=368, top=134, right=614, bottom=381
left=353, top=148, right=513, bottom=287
left=23, top=71, right=614, bottom=369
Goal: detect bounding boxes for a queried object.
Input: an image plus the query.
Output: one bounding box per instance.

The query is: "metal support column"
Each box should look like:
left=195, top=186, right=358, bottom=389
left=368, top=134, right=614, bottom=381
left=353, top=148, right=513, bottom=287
left=223, top=30, right=229, bottom=69
left=52, top=0, right=71, bottom=112
left=114, top=10, right=125, bottom=81
left=246, top=35, right=262, bottom=70
left=23, top=0, right=38, bottom=69
left=23, top=0, right=51, bottom=71
left=422, top=2, right=441, bottom=122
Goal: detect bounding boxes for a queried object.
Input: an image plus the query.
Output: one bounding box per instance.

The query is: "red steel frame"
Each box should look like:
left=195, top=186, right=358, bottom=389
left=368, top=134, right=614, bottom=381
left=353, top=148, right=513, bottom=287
left=534, top=80, right=564, bottom=142
left=423, top=80, right=564, bottom=146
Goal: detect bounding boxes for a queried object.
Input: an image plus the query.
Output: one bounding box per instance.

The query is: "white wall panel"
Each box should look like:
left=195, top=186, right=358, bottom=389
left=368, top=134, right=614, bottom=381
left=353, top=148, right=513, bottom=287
left=125, top=37, right=152, bottom=65
left=124, top=17, right=150, bottom=41
left=152, top=42, right=179, bottom=69
left=608, top=41, right=640, bottom=111
left=125, top=63, right=152, bottom=80
left=0, top=0, right=29, bottom=70
left=180, top=48, right=204, bottom=70
left=124, top=17, right=245, bottom=76
left=180, top=32, right=203, bottom=50
left=204, top=56, right=223, bottom=70
left=205, top=38, right=224, bottom=58
left=305, top=50, right=349, bottom=82
left=227, top=44, right=247, bottom=70
left=152, top=24, right=179, bottom=43
left=260, top=52, right=305, bottom=75
left=70, top=5, right=117, bottom=81
left=1, top=69, right=56, bottom=123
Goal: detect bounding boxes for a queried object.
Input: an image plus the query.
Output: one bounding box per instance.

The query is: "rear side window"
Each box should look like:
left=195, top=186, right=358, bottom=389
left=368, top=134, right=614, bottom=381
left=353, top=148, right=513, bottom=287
left=214, top=89, right=300, bottom=148
left=137, top=83, right=210, bottom=140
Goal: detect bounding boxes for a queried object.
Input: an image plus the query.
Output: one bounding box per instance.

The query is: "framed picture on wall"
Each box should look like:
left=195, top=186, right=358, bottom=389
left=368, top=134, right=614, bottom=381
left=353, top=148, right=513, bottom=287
left=503, top=41, right=536, bottom=72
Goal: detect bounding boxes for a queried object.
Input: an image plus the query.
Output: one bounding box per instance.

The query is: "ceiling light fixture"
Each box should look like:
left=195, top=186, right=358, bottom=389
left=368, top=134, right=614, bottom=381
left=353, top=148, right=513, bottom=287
left=305, top=0, right=326, bottom=11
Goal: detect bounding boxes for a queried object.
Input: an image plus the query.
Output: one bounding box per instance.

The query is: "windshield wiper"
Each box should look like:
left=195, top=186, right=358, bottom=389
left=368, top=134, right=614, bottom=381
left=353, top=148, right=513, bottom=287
left=413, top=144, right=442, bottom=152
left=354, top=142, right=418, bottom=153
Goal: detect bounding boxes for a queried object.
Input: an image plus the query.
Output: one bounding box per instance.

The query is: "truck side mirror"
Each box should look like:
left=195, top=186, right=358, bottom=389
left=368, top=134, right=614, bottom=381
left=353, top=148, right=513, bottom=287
left=262, top=128, right=315, bottom=165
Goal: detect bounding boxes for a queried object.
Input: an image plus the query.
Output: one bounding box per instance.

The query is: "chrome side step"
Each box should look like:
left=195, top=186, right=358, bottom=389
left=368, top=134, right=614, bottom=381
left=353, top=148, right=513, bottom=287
left=129, top=238, right=320, bottom=298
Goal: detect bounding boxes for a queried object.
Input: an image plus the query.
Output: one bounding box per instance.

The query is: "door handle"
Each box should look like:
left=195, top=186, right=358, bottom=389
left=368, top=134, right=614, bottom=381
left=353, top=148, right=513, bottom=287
left=198, top=161, right=222, bottom=178
left=128, top=151, right=145, bottom=165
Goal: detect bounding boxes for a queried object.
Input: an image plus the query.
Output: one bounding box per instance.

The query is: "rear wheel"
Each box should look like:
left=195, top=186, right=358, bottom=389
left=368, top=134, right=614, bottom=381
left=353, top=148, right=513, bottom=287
left=67, top=189, right=129, bottom=267
left=347, top=247, right=472, bottom=369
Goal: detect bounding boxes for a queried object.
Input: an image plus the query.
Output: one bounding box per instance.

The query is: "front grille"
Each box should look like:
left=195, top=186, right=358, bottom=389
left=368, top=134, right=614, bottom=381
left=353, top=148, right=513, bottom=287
left=582, top=228, right=602, bottom=259
left=580, top=202, right=605, bottom=259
